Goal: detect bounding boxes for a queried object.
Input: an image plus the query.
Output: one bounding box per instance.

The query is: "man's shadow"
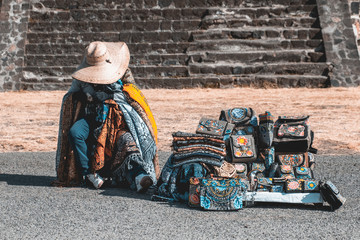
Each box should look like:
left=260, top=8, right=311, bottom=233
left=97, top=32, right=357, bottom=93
left=100, top=185, right=190, bottom=209
left=0, top=173, right=56, bottom=187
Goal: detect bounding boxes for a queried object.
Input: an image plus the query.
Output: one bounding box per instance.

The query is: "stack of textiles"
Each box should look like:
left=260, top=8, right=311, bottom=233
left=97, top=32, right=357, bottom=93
left=171, top=131, right=226, bottom=167
left=152, top=132, right=228, bottom=202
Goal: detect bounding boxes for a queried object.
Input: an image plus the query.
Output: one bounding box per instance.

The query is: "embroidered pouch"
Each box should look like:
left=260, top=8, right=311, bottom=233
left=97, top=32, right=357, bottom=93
left=276, top=153, right=308, bottom=167
left=219, top=107, right=255, bottom=126
left=257, top=178, right=272, bottom=192
left=303, top=179, right=320, bottom=192
left=258, top=111, right=275, bottom=149
left=294, top=167, right=313, bottom=180
left=270, top=184, right=284, bottom=192
left=319, top=180, right=346, bottom=211
left=199, top=177, right=244, bottom=211
left=233, top=163, right=247, bottom=178
left=230, top=135, right=257, bottom=163
left=188, top=177, right=201, bottom=208
left=250, top=162, right=266, bottom=172
left=285, top=179, right=303, bottom=193
left=196, top=118, right=231, bottom=136
left=273, top=116, right=314, bottom=153
left=263, top=147, right=275, bottom=170
left=277, top=165, right=295, bottom=179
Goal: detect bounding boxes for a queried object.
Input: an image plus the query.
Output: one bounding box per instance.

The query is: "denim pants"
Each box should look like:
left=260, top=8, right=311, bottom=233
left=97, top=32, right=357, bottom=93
left=69, top=118, right=146, bottom=181
left=69, top=118, right=91, bottom=176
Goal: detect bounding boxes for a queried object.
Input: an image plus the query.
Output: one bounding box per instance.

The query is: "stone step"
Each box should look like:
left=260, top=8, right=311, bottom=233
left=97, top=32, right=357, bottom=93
left=29, top=8, right=209, bottom=22
left=36, top=0, right=317, bottom=11
left=232, top=74, right=328, bottom=88
left=135, top=74, right=328, bottom=88
left=129, top=65, right=189, bottom=77
left=24, top=53, right=191, bottom=67
left=187, top=39, right=323, bottom=52
left=29, top=4, right=317, bottom=23
left=25, top=42, right=192, bottom=55
left=189, top=62, right=329, bottom=76
left=190, top=50, right=325, bottom=64
left=201, top=17, right=319, bottom=29
left=26, top=32, right=120, bottom=44
left=28, top=20, right=202, bottom=33
left=191, top=28, right=323, bottom=40
left=25, top=54, right=83, bottom=67
left=26, top=31, right=191, bottom=44
left=130, top=53, right=190, bottom=66
left=201, top=5, right=318, bottom=22
left=23, top=66, right=77, bottom=77
left=22, top=65, right=190, bottom=78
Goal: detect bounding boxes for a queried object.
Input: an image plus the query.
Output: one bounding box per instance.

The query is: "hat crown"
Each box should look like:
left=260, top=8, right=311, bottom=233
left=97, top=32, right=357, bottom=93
left=85, top=41, right=110, bottom=66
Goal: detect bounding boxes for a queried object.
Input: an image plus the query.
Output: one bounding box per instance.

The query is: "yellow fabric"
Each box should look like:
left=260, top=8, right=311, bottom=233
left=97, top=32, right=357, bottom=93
left=123, top=83, right=158, bottom=143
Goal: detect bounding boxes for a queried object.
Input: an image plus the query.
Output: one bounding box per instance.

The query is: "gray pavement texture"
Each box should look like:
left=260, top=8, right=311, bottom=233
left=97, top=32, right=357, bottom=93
left=0, top=151, right=359, bottom=240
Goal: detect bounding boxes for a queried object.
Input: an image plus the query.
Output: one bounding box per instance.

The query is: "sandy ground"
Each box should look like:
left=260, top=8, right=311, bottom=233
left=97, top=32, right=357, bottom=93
left=0, top=87, right=359, bottom=155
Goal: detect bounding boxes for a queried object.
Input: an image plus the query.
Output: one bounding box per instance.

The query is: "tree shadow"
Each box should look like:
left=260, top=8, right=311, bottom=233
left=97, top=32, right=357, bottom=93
left=0, top=173, right=56, bottom=187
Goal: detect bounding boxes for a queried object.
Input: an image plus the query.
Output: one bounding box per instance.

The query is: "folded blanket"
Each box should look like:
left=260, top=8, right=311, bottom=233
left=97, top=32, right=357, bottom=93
left=172, top=131, right=225, bottom=144
left=172, top=150, right=225, bottom=163
left=172, top=144, right=226, bottom=156
left=171, top=156, right=224, bottom=168
left=173, top=139, right=226, bottom=148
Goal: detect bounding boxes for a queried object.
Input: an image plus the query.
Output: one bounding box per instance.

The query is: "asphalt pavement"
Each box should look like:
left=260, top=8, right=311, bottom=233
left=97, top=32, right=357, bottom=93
left=0, top=152, right=359, bottom=239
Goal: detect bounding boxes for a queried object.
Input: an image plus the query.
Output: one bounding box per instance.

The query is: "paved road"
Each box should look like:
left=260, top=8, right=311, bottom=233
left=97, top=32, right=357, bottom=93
left=0, top=152, right=358, bottom=239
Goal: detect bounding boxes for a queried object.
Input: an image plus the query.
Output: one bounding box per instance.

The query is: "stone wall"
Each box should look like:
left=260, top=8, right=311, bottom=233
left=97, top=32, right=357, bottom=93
left=0, top=0, right=359, bottom=90
left=317, top=0, right=360, bottom=86
left=0, top=0, right=30, bottom=91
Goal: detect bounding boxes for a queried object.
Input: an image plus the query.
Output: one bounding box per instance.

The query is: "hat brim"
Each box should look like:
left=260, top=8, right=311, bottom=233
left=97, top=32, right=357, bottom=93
left=71, top=42, right=130, bottom=84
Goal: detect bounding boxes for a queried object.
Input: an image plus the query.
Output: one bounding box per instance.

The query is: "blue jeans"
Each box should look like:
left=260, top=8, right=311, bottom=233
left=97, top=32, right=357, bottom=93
left=69, top=118, right=91, bottom=176
left=69, top=118, right=146, bottom=181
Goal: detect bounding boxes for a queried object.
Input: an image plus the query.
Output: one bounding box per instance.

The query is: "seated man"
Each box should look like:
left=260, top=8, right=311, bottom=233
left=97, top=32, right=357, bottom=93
left=53, top=41, right=159, bottom=192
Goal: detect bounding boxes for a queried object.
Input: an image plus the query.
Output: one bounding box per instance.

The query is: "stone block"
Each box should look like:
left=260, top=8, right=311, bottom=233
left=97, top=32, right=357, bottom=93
left=308, top=29, right=322, bottom=39
left=351, top=2, right=359, bottom=15
left=266, top=30, right=280, bottom=38
left=163, top=9, right=181, bottom=20
left=283, top=30, right=297, bottom=39
left=158, top=0, right=173, bottom=7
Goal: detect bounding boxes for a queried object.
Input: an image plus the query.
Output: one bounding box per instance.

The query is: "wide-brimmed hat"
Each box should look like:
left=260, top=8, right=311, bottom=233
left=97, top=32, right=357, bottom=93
left=71, top=41, right=130, bottom=84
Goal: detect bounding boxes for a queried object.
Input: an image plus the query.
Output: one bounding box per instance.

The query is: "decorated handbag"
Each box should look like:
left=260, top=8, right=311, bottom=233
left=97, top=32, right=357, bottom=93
left=220, top=108, right=258, bottom=137
left=276, top=153, right=309, bottom=168
left=263, top=147, right=275, bottom=170
left=257, top=178, right=272, bottom=192
left=196, top=117, right=234, bottom=136
left=303, top=179, right=320, bottom=192
left=285, top=179, right=303, bottom=193
left=319, top=180, right=346, bottom=211
left=188, top=177, right=201, bottom=208
left=230, top=135, right=257, bottom=163
left=294, top=167, right=314, bottom=180
left=273, top=116, right=316, bottom=153
left=277, top=165, right=295, bottom=179
left=199, top=177, right=244, bottom=211
left=219, top=107, right=256, bottom=125
left=250, top=162, right=266, bottom=172
left=189, top=177, right=244, bottom=210
left=258, top=111, right=275, bottom=149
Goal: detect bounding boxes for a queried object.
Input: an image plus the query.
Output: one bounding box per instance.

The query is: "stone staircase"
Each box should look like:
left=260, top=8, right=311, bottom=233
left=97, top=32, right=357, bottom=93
left=22, top=0, right=329, bottom=89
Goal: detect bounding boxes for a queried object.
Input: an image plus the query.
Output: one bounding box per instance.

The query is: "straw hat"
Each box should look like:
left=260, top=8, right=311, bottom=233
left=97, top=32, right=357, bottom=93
left=72, top=41, right=130, bottom=84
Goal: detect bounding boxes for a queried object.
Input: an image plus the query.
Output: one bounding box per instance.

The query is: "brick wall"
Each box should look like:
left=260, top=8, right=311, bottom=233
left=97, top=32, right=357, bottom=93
left=0, top=0, right=359, bottom=90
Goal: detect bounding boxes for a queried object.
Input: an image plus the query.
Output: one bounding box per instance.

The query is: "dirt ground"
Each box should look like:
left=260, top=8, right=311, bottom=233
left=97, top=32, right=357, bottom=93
left=0, top=87, right=359, bottom=155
